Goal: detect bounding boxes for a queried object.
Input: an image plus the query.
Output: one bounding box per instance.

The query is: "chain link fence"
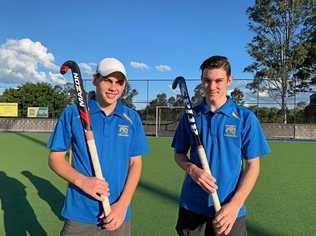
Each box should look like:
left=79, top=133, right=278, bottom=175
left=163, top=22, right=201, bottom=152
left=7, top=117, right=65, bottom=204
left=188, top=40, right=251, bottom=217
left=0, top=78, right=315, bottom=139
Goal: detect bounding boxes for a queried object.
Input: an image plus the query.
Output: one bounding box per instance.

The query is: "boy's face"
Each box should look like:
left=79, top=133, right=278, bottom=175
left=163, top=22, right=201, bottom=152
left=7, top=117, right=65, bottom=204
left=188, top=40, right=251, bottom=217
left=202, top=68, right=232, bottom=103
left=93, top=72, right=126, bottom=106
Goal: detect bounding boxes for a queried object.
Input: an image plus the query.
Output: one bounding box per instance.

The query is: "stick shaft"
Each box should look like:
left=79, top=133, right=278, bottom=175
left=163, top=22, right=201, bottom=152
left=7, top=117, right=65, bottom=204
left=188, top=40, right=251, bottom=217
left=197, top=145, right=221, bottom=212
left=85, top=131, right=111, bottom=216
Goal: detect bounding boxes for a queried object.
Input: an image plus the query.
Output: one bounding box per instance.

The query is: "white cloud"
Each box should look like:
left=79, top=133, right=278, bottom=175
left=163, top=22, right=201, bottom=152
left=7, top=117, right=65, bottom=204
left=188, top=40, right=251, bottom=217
left=0, top=38, right=66, bottom=85
left=130, top=61, right=149, bottom=70
left=258, top=90, right=270, bottom=97
left=155, top=64, right=172, bottom=72
left=49, top=72, right=67, bottom=84
left=79, top=62, right=95, bottom=76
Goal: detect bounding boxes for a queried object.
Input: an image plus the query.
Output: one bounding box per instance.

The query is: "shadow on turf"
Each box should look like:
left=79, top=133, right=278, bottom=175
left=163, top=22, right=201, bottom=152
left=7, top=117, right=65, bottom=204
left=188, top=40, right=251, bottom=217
left=247, top=222, right=276, bottom=236
left=22, top=170, right=65, bottom=221
left=13, top=132, right=47, bottom=148
left=0, top=171, right=47, bottom=235
left=138, top=180, right=179, bottom=203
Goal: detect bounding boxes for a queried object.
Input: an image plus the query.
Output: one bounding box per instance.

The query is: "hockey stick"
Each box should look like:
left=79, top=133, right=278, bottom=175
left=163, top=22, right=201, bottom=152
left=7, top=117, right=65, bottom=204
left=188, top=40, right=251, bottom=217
left=172, top=76, right=221, bottom=212
left=60, top=60, right=111, bottom=216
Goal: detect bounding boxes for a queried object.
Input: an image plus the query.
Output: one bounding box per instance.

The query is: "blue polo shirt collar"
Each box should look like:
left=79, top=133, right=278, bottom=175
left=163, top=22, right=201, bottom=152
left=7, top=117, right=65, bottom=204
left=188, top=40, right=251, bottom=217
left=197, top=97, right=238, bottom=118
left=218, top=97, right=238, bottom=118
left=88, top=98, right=125, bottom=118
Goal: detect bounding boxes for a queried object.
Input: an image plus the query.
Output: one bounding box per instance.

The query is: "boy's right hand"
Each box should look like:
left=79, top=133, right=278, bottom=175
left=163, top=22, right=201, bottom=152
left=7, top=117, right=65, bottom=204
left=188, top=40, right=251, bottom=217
left=76, top=176, right=110, bottom=201
left=187, top=164, right=218, bottom=194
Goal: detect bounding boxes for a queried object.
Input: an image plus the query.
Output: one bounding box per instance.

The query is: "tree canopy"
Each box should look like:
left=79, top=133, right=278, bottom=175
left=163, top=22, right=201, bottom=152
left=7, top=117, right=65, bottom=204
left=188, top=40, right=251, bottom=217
left=231, top=88, right=245, bottom=105
left=0, top=83, right=69, bottom=118
left=245, top=0, right=315, bottom=123
left=121, top=83, right=138, bottom=109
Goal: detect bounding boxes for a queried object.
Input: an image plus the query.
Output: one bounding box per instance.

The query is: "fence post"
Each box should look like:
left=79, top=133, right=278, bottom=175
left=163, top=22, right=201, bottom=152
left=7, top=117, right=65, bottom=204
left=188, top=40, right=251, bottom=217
left=155, top=106, right=158, bottom=137
left=293, top=79, right=296, bottom=139
left=146, top=80, right=149, bottom=120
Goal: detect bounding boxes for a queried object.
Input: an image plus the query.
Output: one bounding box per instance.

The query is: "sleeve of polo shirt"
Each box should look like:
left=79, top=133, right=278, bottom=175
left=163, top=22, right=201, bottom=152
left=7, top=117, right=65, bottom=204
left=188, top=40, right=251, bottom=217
left=241, top=112, right=271, bottom=159
left=129, top=114, right=149, bottom=157
left=47, top=108, right=72, bottom=152
left=171, top=114, right=191, bottom=154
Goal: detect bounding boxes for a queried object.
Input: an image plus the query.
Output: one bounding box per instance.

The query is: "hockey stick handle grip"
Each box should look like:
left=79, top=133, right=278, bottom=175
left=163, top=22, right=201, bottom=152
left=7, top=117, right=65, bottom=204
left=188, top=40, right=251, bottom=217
left=197, top=145, right=221, bottom=212
left=86, top=131, right=111, bottom=216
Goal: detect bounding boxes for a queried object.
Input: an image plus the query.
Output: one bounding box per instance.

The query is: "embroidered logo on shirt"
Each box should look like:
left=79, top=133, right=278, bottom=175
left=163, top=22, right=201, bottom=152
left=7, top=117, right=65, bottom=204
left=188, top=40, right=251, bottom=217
left=118, top=125, right=129, bottom=137
left=224, top=125, right=237, bottom=137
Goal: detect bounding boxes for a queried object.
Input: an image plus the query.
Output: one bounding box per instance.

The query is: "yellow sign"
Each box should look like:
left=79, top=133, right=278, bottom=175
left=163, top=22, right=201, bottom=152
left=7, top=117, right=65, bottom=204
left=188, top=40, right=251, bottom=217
left=27, top=107, right=49, bottom=118
left=0, top=103, right=18, bottom=117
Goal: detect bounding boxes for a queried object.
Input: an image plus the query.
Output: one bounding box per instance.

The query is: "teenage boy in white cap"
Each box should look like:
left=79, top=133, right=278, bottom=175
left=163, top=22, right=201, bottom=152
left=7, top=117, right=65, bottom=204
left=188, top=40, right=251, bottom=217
left=48, top=58, right=149, bottom=236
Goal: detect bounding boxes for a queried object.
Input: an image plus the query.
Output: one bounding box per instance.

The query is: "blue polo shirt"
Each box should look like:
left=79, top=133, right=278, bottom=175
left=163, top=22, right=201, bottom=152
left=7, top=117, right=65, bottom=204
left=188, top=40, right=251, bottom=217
left=48, top=98, right=149, bottom=224
left=172, top=97, right=270, bottom=218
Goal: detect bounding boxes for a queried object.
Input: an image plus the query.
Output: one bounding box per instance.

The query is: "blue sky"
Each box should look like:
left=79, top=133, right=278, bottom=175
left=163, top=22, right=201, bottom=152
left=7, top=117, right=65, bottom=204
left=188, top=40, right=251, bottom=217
left=0, top=0, right=259, bottom=106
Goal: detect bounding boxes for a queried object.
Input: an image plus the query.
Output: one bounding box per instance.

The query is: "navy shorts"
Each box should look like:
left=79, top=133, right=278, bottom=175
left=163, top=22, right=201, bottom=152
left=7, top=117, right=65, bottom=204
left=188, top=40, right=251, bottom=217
left=176, top=207, right=247, bottom=236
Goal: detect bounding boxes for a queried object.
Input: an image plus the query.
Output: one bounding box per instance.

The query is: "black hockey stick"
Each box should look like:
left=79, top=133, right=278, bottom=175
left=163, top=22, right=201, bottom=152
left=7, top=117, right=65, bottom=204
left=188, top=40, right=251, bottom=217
left=172, top=76, right=221, bottom=212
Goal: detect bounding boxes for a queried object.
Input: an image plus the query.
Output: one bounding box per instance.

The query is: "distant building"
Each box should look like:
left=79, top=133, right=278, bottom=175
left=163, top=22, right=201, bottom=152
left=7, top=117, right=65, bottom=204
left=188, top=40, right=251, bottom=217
left=304, top=94, right=316, bottom=123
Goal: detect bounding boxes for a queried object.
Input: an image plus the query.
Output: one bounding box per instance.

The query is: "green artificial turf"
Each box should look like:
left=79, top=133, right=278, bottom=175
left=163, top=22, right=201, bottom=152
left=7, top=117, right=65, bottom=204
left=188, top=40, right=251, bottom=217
left=0, top=132, right=65, bottom=235
left=133, top=137, right=182, bottom=235
left=0, top=133, right=315, bottom=235
left=247, top=141, right=316, bottom=235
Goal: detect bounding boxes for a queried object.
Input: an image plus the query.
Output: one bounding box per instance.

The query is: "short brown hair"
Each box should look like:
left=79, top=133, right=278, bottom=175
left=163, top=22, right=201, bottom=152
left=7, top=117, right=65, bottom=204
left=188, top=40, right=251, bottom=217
left=200, top=56, right=231, bottom=76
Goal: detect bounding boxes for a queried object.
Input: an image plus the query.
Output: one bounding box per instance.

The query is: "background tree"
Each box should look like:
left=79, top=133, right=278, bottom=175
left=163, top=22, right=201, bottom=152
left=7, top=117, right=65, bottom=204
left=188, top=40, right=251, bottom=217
left=191, top=83, right=204, bottom=106
left=0, top=83, right=69, bottom=118
left=293, top=9, right=316, bottom=89
left=168, top=94, right=185, bottom=107
left=140, top=93, right=168, bottom=120
left=244, top=0, right=315, bottom=123
left=121, top=83, right=138, bottom=109
left=167, top=96, right=176, bottom=107
left=63, top=82, right=76, bottom=104
left=296, top=101, right=307, bottom=110
left=231, top=88, right=245, bottom=105
left=166, top=94, right=185, bottom=122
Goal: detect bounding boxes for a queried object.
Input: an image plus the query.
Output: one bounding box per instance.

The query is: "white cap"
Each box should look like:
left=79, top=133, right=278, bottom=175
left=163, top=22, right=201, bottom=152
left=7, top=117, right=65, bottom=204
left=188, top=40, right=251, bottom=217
left=96, top=58, right=127, bottom=79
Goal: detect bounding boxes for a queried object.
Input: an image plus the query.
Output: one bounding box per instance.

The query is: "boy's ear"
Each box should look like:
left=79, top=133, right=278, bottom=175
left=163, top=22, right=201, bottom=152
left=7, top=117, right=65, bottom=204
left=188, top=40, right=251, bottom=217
left=92, top=74, right=97, bottom=86
left=228, top=76, right=233, bottom=85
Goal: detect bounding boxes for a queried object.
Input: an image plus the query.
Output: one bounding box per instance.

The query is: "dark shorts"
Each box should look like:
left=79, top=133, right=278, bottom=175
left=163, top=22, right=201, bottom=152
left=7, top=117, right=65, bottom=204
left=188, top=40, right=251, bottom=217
left=176, top=207, right=247, bottom=236
left=61, top=220, right=131, bottom=236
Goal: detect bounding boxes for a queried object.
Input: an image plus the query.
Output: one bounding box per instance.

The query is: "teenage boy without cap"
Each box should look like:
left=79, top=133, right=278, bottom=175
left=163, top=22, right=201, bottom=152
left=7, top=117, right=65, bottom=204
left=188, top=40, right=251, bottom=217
left=48, top=58, right=149, bottom=236
left=172, top=56, right=271, bottom=236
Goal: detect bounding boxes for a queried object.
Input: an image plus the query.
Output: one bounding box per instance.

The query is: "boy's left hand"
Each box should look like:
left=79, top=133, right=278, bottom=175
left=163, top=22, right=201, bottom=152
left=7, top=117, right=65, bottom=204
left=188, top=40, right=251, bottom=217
left=101, top=202, right=127, bottom=231
left=212, top=202, right=240, bottom=235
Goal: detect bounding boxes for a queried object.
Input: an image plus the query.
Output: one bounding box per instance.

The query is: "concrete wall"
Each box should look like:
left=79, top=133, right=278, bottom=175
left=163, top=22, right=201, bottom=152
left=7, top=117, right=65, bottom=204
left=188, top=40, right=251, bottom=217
left=261, top=123, right=316, bottom=140
left=0, top=118, right=56, bottom=133
left=0, top=118, right=315, bottom=140
left=150, top=121, right=316, bottom=140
